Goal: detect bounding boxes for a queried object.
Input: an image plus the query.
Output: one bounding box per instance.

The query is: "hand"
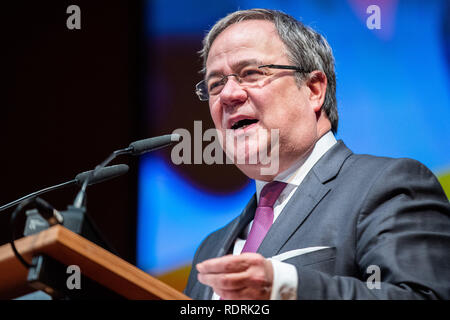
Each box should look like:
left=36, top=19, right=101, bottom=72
left=196, top=253, right=274, bottom=300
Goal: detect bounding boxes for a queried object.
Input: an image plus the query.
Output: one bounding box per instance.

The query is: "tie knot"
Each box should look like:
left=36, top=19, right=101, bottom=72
left=258, top=181, right=287, bottom=208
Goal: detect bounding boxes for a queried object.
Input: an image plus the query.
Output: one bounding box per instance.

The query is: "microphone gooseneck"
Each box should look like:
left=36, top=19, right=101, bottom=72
left=72, top=133, right=180, bottom=208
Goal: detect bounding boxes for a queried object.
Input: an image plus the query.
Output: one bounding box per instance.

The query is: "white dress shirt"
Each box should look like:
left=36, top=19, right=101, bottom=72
left=212, top=131, right=337, bottom=300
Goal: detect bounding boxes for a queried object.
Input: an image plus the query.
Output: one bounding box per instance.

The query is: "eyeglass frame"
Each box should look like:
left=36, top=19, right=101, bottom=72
left=195, top=64, right=311, bottom=101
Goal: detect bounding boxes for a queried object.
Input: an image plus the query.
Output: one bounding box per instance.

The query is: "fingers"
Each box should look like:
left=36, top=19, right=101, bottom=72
left=196, top=253, right=274, bottom=299
left=197, top=270, right=248, bottom=290
left=196, top=254, right=253, bottom=274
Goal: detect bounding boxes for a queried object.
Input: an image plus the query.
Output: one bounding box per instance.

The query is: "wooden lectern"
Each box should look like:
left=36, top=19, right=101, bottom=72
left=0, top=225, right=190, bottom=300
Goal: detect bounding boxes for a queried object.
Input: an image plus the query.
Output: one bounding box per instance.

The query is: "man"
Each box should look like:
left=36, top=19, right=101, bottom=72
left=184, top=9, right=450, bottom=299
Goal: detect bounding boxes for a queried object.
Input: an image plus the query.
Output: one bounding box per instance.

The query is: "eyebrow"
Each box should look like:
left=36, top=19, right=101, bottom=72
left=205, top=59, right=265, bottom=82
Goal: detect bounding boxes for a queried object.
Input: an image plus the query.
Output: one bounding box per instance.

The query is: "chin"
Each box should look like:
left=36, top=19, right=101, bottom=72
left=236, top=163, right=279, bottom=181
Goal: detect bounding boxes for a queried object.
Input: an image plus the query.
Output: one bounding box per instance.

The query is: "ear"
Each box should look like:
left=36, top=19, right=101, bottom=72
left=306, top=71, right=327, bottom=113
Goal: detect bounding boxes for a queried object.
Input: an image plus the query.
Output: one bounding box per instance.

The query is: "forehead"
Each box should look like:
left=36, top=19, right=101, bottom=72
left=206, top=20, right=287, bottom=75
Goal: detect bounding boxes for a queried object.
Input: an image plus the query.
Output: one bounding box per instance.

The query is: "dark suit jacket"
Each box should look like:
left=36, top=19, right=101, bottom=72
left=184, top=141, right=450, bottom=299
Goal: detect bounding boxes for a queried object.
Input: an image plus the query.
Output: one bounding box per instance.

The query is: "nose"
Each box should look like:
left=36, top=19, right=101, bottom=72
left=219, top=76, right=247, bottom=109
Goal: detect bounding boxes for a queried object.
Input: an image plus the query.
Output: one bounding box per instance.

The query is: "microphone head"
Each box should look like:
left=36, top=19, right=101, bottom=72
left=75, top=164, right=129, bottom=186
left=129, top=133, right=180, bottom=156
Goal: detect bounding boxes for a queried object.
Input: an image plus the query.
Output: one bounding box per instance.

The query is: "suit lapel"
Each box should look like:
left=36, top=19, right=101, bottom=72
left=216, top=194, right=256, bottom=257
left=258, top=140, right=353, bottom=257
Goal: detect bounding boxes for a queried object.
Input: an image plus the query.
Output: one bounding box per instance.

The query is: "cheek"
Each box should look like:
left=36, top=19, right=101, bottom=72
left=261, top=94, right=316, bottom=145
left=260, top=98, right=303, bottom=130
left=255, top=84, right=305, bottom=124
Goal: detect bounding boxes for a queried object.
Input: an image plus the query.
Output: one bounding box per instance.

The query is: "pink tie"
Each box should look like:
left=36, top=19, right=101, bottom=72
left=241, top=181, right=287, bottom=253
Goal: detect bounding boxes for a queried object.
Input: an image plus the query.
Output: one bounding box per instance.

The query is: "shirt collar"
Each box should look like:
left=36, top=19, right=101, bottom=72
left=255, top=131, right=337, bottom=200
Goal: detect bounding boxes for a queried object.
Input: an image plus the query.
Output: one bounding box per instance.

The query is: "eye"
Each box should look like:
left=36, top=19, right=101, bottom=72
left=208, top=78, right=225, bottom=93
left=240, top=68, right=264, bottom=82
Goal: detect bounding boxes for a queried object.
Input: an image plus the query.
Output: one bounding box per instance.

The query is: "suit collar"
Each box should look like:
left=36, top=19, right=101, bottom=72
left=312, top=140, right=353, bottom=183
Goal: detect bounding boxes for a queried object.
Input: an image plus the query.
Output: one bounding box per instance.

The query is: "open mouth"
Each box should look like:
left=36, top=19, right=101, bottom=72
left=231, top=118, right=259, bottom=130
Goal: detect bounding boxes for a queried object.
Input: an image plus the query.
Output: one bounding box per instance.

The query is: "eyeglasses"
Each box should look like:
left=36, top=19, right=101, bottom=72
left=195, top=64, right=310, bottom=101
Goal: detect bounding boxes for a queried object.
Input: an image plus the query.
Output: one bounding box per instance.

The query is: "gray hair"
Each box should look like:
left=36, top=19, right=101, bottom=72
left=199, top=9, right=338, bottom=133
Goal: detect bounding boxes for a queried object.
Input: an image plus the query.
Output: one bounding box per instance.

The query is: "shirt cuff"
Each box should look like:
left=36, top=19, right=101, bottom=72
left=269, top=259, right=298, bottom=300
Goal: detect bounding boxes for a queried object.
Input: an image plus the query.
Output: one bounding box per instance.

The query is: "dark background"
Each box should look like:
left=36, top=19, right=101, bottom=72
left=0, top=1, right=145, bottom=264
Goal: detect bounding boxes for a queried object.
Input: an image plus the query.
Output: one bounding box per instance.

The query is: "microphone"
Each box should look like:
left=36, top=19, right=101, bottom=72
left=0, top=164, right=129, bottom=213
left=73, top=133, right=180, bottom=208
left=75, top=164, right=129, bottom=186
left=128, top=134, right=180, bottom=156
